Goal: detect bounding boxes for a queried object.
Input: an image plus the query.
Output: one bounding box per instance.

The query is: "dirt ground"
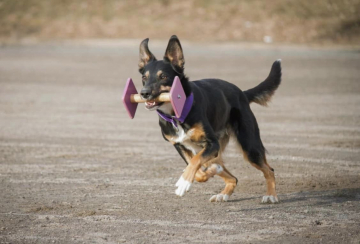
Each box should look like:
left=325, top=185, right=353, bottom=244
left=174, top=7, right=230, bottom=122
left=0, top=40, right=359, bottom=243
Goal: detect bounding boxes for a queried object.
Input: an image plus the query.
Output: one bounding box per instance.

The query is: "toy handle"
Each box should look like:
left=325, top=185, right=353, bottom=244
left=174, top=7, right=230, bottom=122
left=130, top=93, right=171, bottom=103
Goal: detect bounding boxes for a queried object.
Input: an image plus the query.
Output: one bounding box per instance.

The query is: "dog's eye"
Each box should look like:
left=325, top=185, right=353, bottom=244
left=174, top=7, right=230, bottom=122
left=160, top=74, right=167, bottom=80
left=142, top=75, right=146, bottom=81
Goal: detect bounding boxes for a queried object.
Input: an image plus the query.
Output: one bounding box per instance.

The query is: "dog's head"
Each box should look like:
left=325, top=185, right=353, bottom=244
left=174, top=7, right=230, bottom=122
left=138, top=35, right=185, bottom=111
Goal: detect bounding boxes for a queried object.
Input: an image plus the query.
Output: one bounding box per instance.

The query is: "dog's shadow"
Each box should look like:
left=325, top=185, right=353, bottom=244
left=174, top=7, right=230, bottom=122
left=227, top=188, right=360, bottom=211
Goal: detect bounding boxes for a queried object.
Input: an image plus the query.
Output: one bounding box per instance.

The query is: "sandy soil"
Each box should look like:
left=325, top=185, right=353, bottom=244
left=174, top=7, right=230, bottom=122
left=0, top=40, right=359, bottom=243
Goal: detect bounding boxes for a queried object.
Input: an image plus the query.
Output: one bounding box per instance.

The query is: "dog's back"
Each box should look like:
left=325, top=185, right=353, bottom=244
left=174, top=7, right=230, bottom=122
left=188, top=60, right=282, bottom=134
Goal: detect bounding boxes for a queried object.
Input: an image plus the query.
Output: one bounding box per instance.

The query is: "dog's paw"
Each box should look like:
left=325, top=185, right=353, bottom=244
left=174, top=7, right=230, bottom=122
left=175, top=176, right=192, bottom=197
left=261, top=195, right=279, bottom=204
left=209, top=194, right=229, bottom=202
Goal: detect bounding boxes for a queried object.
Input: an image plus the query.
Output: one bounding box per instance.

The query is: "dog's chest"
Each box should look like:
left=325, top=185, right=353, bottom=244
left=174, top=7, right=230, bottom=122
left=167, top=124, right=204, bottom=155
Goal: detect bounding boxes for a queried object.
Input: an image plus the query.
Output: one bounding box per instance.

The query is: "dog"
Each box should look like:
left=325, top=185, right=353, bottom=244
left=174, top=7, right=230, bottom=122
left=138, top=35, right=281, bottom=203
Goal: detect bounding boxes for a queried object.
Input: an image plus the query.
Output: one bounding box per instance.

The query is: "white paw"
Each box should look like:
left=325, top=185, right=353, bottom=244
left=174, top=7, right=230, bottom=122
left=175, top=176, right=192, bottom=197
left=209, top=194, right=229, bottom=202
left=261, top=195, right=279, bottom=204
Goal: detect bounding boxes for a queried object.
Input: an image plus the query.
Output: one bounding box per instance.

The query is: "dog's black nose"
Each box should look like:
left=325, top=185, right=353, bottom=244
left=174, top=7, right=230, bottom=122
left=140, top=87, right=152, bottom=99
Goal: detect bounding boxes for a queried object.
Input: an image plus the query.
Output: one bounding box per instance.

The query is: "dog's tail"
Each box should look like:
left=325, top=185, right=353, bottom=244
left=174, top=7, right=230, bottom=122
left=243, top=60, right=282, bottom=106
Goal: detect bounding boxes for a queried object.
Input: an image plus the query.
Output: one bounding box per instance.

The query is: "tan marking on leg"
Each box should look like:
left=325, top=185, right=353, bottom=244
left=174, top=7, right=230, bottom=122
left=261, top=158, right=276, bottom=197
left=240, top=147, right=277, bottom=202
left=176, top=147, right=218, bottom=197
left=246, top=155, right=277, bottom=199
left=208, top=158, right=237, bottom=202
left=182, top=142, right=222, bottom=183
left=182, top=148, right=206, bottom=183
left=194, top=133, right=234, bottom=191
left=179, top=146, right=216, bottom=183
left=250, top=162, right=276, bottom=196
left=195, top=167, right=217, bottom=182
left=194, top=155, right=222, bottom=183
left=175, top=125, right=228, bottom=196
left=217, top=164, right=237, bottom=196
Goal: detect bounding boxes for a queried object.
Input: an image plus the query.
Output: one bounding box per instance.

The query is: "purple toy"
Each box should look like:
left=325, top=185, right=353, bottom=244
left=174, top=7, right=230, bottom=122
left=122, top=76, right=186, bottom=119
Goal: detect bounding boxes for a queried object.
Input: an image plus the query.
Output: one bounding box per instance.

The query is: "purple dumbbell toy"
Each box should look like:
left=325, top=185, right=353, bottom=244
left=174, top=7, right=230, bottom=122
left=122, top=76, right=186, bottom=119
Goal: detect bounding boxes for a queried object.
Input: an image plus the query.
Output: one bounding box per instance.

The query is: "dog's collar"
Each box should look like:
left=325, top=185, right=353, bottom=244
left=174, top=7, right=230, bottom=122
left=157, top=93, right=194, bottom=128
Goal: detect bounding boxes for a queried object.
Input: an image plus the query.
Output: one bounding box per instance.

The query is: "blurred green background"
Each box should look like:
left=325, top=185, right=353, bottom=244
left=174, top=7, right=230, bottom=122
left=0, top=0, right=359, bottom=45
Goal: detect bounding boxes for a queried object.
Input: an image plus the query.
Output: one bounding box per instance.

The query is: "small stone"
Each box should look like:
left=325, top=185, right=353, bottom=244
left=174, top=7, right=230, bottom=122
left=269, top=215, right=274, bottom=219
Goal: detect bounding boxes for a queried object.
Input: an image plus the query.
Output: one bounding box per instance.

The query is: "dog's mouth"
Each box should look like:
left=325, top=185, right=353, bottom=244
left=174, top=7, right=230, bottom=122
left=145, top=100, right=164, bottom=111
left=144, top=91, right=167, bottom=111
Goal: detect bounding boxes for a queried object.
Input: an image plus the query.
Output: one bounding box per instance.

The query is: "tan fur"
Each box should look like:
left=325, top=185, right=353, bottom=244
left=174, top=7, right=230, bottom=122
left=181, top=148, right=207, bottom=184
left=144, top=71, right=150, bottom=78
left=218, top=169, right=237, bottom=196
left=164, top=134, right=175, bottom=145
left=189, top=123, right=206, bottom=142
left=164, top=123, right=205, bottom=152
left=242, top=150, right=277, bottom=198
left=195, top=165, right=218, bottom=182
left=138, top=41, right=154, bottom=69
left=186, top=128, right=237, bottom=197
left=173, top=124, right=239, bottom=199
left=252, top=91, right=274, bottom=106
left=138, top=61, right=145, bottom=69
left=165, top=45, right=185, bottom=69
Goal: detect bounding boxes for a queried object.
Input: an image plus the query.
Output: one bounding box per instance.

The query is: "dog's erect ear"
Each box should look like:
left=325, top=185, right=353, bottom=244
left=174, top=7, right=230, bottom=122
left=139, top=38, right=157, bottom=71
left=164, top=35, right=185, bottom=73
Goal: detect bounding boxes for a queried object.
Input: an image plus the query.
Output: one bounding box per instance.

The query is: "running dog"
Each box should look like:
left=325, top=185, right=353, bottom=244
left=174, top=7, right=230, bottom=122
left=138, top=35, right=281, bottom=203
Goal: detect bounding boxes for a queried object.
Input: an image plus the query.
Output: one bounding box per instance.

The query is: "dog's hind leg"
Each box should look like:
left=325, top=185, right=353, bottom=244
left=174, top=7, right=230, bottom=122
left=240, top=146, right=278, bottom=203
left=232, top=107, right=278, bottom=203
left=247, top=156, right=278, bottom=203
left=209, top=163, right=238, bottom=202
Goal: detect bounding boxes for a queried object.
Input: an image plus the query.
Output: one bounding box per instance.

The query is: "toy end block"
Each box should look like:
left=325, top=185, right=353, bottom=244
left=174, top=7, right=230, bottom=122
left=122, top=78, right=138, bottom=119
left=170, top=76, right=186, bottom=118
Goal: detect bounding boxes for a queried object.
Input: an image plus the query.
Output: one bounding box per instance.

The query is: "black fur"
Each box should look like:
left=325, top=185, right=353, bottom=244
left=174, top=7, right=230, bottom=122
left=244, top=60, right=282, bottom=106
left=138, top=35, right=282, bottom=167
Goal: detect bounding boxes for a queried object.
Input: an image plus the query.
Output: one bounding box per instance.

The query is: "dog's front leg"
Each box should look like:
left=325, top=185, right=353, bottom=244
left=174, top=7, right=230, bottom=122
left=175, top=140, right=219, bottom=197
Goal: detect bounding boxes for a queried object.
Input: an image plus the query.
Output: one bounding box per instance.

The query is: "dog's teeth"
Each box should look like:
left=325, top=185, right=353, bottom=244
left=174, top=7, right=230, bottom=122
left=145, top=101, right=156, bottom=106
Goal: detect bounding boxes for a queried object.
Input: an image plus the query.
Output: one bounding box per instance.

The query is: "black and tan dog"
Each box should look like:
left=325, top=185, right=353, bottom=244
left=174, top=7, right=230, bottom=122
left=138, top=35, right=281, bottom=203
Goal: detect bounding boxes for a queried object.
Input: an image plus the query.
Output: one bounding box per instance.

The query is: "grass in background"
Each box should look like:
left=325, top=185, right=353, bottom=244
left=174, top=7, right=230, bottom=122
left=0, top=0, right=359, bottom=45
